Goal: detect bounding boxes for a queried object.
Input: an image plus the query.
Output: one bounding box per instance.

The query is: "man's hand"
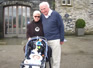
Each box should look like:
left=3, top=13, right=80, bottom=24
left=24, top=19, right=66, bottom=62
left=60, top=42, right=64, bottom=45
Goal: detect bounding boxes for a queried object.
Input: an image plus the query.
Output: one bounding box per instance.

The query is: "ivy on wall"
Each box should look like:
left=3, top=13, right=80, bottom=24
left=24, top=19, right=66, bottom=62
left=0, top=23, right=3, bottom=38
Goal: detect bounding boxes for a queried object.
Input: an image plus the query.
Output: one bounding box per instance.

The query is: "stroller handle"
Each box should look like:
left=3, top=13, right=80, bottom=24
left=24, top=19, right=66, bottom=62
left=30, top=36, right=47, bottom=41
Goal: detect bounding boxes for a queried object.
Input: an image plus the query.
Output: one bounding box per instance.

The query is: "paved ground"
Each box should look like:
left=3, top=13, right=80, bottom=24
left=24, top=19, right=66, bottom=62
left=0, top=35, right=93, bottom=68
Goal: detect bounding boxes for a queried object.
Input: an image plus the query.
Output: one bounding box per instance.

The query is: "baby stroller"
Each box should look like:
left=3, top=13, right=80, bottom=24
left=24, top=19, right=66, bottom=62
left=20, top=36, right=50, bottom=68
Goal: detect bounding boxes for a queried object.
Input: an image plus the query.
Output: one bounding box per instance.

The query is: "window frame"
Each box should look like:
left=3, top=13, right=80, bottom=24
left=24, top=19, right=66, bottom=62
left=61, top=0, right=72, bottom=6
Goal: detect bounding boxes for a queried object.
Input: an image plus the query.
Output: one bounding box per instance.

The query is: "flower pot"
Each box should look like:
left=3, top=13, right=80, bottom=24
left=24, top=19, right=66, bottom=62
left=76, top=28, right=85, bottom=36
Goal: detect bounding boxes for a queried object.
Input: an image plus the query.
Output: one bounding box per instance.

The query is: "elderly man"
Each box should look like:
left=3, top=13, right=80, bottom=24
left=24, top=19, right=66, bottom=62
left=39, top=2, right=64, bottom=68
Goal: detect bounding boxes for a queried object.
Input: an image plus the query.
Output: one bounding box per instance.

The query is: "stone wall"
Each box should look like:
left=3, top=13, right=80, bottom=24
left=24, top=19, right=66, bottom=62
left=0, top=0, right=93, bottom=38
left=55, top=0, right=93, bottom=35
left=0, top=6, right=4, bottom=38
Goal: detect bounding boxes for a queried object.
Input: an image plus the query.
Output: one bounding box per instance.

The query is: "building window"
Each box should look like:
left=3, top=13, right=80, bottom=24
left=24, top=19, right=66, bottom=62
left=61, top=0, right=72, bottom=6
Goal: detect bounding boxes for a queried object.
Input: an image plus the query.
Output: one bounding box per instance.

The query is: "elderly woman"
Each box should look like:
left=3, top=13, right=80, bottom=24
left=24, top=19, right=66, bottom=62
left=26, top=10, right=44, bottom=40
left=23, top=10, right=44, bottom=52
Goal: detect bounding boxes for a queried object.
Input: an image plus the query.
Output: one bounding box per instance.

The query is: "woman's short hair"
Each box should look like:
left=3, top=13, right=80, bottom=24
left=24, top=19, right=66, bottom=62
left=33, top=10, right=41, bottom=16
left=39, top=1, right=50, bottom=8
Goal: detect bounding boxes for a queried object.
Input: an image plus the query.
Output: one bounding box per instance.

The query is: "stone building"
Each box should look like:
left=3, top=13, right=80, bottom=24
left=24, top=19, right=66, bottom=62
left=0, top=0, right=93, bottom=38
left=55, top=0, right=93, bottom=35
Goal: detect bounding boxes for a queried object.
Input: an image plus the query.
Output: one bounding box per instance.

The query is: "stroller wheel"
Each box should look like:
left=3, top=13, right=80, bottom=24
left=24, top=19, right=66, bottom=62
left=41, top=63, right=45, bottom=68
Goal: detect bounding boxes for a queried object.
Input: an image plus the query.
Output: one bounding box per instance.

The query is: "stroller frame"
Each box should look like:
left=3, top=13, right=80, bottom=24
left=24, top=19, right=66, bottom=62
left=20, top=36, right=48, bottom=68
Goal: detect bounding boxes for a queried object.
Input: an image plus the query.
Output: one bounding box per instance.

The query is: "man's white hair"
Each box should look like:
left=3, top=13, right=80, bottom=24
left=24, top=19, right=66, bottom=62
left=39, top=1, right=50, bottom=8
left=33, top=10, right=41, bottom=16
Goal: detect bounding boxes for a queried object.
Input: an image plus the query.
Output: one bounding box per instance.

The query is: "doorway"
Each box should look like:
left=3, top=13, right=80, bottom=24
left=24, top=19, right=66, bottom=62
left=4, top=6, right=31, bottom=37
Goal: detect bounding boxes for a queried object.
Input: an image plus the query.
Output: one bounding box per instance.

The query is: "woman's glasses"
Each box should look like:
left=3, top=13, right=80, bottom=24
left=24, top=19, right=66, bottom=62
left=34, top=16, right=40, bottom=18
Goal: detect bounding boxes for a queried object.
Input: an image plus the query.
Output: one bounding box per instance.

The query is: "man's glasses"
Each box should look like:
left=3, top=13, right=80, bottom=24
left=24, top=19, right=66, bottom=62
left=34, top=16, right=40, bottom=18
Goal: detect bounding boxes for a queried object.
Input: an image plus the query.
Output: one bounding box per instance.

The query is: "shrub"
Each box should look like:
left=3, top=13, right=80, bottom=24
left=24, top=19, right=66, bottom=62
left=76, top=19, right=86, bottom=28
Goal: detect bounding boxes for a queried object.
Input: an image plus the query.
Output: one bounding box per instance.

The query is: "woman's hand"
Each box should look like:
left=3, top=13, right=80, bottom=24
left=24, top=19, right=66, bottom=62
left=28, top=37, right=31, bottom=41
